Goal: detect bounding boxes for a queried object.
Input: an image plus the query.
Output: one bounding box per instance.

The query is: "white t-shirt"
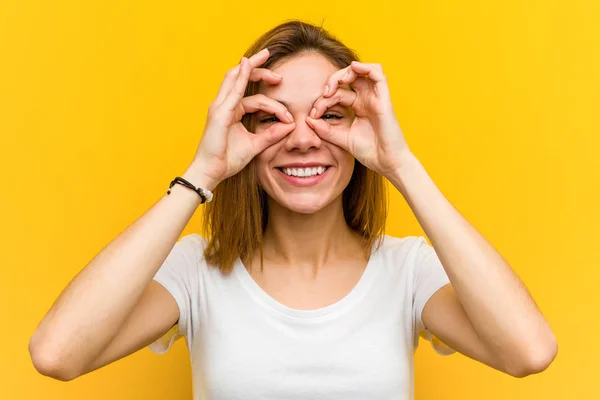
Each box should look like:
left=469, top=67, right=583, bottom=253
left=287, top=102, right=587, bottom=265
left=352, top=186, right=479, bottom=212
left=149, top=233, right=455, bottom=400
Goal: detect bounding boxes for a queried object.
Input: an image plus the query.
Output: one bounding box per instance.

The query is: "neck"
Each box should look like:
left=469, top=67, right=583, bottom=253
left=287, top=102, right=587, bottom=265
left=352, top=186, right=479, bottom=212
left=260, top=195, right=362, bottom=273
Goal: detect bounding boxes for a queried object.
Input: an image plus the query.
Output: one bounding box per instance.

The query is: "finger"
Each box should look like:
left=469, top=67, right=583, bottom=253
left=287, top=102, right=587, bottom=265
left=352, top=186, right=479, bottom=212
left=249, top=67, right=283, bottom=85
left=214, top=63, right=241, bottom=105
left=349, top=61, right=386, bottom=80
left=311, top=87, right=357, bottom=118
left=348, top=75, right=372, bottom=95
left=222, top=47, right=275, bottom=111
left=349, top=61, right=391, bottom=99
left=215, top=65, right=280, bottom=107
left=323, top=65, right=356, bottom=97
left=215, top=48, right=271, bottom=107
left=239, top=94, right=293, bottom=123
left=222, top=56, right=254, bottom=111
left=247, top=47, right=270, bottom=68
left=250, top=121, right=296, bottom=155
left=305, top=117, right=349, bottom=151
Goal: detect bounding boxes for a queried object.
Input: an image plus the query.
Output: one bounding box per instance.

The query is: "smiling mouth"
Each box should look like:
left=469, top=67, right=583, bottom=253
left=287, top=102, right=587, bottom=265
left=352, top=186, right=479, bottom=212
left=276, top=166, right=330, bottom=178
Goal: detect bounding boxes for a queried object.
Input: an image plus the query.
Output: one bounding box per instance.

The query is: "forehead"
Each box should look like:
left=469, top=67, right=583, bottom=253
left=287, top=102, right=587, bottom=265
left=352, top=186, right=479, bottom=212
left=258, top=52, right=340, bottom=109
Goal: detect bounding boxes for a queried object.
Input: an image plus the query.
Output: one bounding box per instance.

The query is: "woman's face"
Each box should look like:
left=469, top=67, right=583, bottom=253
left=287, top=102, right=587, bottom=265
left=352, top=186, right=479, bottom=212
left=253, top=52, right=356, bottom=214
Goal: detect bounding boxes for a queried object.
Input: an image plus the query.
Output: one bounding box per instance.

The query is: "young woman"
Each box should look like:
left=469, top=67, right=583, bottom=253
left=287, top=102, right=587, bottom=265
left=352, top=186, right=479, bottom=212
left=29, top=20, right=557, bottom=399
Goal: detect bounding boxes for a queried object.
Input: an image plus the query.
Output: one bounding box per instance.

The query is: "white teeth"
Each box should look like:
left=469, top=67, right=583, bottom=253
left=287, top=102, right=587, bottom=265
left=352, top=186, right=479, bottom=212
left=282, top=166, right=328, bottom=177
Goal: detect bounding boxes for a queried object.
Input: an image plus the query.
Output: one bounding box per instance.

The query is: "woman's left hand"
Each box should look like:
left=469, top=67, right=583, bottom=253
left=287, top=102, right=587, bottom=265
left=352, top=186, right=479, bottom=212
left=306, top=61, right=413, bottom=177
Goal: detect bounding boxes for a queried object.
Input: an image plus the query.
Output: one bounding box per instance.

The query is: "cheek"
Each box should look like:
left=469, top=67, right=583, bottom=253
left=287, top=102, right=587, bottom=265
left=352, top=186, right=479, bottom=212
left=320, top=146, right=354, bottom=183
left=333, top=146, right=355, bottom=163
left=254, top=148, right=277, bottom=185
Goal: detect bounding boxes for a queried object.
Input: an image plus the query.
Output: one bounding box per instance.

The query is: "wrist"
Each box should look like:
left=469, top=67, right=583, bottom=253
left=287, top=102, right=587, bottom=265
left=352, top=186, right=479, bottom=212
left=182, top=165, right=219, bottom=192
left=388, top=151, right=423, bottom=190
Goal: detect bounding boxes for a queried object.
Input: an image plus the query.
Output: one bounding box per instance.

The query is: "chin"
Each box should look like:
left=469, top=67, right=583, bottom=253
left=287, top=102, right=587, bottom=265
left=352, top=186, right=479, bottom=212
left=275, top=194, right=333, bottom=215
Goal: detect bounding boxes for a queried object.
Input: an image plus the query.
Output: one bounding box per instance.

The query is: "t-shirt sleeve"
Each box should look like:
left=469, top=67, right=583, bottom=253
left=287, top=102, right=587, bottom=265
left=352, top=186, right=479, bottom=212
left=148, top=234, right=201, bottom=354
left=413, top=236, right=456, bottom=356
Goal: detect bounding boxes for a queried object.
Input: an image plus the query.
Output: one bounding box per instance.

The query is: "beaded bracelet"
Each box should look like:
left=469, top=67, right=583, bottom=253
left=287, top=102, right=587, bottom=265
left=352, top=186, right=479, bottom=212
left=167, top=176, right=213, bottom=203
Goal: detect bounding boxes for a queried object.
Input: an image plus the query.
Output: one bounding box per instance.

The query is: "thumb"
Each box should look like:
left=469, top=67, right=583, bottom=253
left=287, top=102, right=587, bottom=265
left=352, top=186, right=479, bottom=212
left=306, top=117, right=349, bottom=151
left=250, top=122, right=296, bottom=155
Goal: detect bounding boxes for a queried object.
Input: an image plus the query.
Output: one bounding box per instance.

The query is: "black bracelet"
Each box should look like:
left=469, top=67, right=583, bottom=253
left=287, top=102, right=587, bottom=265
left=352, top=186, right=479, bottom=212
left=167, top=177, right=213, bottom=203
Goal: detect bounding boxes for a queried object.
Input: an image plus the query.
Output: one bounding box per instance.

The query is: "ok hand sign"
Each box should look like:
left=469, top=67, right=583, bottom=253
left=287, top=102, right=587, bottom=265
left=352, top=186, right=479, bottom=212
left=189, top=48, right=296, bottom=189
left=306, top=61, right=412, bottom=178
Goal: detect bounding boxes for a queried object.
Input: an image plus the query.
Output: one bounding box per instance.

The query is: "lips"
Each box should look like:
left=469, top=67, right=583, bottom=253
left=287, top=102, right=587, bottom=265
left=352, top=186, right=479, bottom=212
left=275, top=165, right=331, bottom=186
left=276, top=163, right=331, bottom=169
left=278, top=167, right=329, bottom=178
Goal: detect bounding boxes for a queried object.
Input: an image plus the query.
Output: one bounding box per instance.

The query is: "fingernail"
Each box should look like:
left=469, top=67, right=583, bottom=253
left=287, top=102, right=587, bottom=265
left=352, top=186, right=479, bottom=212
left=286, top=111, right=293, bottom=122
left=273, top=72, right=282, bottom=78
left=323, top=85, right=329, bottom=96
left=310, top=107, right=317, bottom=118
left=343, top=70, right=350, bottom=80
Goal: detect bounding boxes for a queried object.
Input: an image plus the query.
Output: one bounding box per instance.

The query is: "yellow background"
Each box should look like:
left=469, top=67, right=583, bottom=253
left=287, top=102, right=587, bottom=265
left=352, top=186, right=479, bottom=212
left=1, top=0, right=598, bottom=398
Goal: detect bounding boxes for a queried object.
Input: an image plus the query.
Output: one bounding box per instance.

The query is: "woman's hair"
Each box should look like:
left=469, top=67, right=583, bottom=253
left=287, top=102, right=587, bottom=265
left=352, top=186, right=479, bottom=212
left=201, top=19, right=388, bottom=274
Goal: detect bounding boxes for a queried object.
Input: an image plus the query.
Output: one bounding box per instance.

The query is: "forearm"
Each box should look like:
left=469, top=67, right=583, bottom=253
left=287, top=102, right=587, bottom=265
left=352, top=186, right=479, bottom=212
left=29, top=166, right=212, bottom=374
left=387, top=152, right=556, bottom=366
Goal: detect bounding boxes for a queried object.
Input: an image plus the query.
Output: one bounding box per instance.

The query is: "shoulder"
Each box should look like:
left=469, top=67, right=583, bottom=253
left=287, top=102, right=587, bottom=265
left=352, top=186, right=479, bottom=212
left=174, top=233, right=210, bottom=257
left=374, top=234, right=427, bottom=272
left=377, top=234, right=426, bottom=256
left=178, top=233, right=208, bottom=251
left=175, top=234, right=232, bottom=279
left=165, top=233, right=210, bottom=272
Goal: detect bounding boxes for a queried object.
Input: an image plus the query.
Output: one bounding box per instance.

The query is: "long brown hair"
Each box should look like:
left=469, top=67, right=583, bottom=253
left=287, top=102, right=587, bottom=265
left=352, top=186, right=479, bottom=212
left=202, top=19, right=388, bottom=274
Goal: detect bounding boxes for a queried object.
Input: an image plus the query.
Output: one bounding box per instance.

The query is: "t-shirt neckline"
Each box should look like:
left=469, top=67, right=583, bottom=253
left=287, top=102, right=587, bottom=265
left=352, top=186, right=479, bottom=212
left=233, top=239, right=382, bottom=322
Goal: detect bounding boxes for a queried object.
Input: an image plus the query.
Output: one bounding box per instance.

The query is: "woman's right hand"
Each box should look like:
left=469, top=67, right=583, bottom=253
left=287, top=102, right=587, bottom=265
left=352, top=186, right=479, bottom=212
left=186, top=48, right=295, bottom=190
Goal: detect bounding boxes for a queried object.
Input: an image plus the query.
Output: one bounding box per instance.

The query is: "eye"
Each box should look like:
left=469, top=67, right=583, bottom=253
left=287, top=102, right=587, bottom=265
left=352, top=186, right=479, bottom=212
left=259, top=116, right=280, bottom=124
left=322, top=112, right=343, bottom=120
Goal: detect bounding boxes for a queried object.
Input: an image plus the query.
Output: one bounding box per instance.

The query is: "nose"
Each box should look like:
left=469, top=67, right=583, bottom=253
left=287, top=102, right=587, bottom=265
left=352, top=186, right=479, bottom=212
left=283, top=114, right=322, bottom=153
